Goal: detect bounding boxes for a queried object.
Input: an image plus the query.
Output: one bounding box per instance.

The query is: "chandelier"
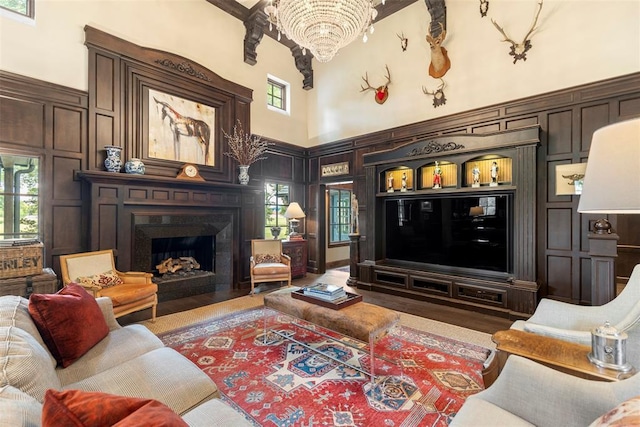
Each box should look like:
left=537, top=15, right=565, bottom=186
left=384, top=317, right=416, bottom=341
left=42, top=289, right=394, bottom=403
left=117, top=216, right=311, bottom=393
left=264, top=0, right=384, bottom=63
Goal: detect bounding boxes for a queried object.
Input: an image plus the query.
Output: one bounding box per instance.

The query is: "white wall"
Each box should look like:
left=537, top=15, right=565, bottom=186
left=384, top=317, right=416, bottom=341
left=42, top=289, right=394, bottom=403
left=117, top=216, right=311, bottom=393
left=0, top=0, right=308, bottom=146
left=307, top=0, right=640, bottom=145
left=1, top=0, right=639, bottom=148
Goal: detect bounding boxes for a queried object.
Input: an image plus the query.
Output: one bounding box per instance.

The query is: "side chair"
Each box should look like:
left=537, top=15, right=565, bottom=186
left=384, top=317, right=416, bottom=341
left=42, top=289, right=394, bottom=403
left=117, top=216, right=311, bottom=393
left=59, top=249, right=158, bottom=321
left=249, top=239, right=291, bottom=296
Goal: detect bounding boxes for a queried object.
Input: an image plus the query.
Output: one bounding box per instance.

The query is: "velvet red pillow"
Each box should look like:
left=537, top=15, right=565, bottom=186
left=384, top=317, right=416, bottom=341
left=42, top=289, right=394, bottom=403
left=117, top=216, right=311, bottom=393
left=28, top=283, right=109, bottom=368
left=42, top=389, right=188, bottom=427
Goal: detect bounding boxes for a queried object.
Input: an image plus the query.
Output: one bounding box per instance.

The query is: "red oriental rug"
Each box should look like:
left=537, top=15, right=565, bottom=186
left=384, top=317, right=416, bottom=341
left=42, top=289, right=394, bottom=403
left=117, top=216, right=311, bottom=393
left=159, top=307, right=491, bottom=426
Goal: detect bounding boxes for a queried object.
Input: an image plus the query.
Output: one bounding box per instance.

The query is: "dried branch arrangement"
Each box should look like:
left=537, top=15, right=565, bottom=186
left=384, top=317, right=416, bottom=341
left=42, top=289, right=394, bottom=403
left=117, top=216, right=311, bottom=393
left=223, top=120, right=273, bottom=165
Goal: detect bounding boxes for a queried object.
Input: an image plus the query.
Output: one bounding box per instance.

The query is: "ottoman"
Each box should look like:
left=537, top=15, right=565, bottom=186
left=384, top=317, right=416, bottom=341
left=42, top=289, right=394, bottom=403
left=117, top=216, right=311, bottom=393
left=263, top=287, right=400, bottom=343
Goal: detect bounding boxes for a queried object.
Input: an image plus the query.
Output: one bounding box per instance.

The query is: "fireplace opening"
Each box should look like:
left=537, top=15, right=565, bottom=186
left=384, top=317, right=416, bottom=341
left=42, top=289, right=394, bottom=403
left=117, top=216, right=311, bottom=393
left=152, top=235, right=215, bottom=273
left=133, top=212, right=234, bottom=301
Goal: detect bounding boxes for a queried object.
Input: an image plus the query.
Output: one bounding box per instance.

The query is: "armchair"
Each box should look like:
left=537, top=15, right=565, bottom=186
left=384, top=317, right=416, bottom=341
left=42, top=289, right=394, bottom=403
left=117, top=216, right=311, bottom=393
left=450, top=355, right=640, bottom=427
left=250, top=239, right=291, bottom=295
left=59, top=249, right=157, bottom=321
left=510, top=263, right=640, bottom=369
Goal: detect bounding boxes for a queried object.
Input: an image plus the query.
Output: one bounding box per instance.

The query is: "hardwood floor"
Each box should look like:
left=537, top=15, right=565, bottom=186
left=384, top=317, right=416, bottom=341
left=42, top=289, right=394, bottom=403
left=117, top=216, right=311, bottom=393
left=119, top=269, right=513, bottom=335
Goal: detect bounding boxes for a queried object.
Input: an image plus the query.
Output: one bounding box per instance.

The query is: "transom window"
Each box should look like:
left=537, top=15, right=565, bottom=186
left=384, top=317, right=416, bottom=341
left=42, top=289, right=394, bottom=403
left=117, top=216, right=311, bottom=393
left=328, top=188, right=352, bottom=244
left=0, top=155, right=39, bottom=241
left=265, top=182, right=290, bottom=239
left=0, top=0, right=33, bottom=18
left=267, top=79, right=286, bottom=111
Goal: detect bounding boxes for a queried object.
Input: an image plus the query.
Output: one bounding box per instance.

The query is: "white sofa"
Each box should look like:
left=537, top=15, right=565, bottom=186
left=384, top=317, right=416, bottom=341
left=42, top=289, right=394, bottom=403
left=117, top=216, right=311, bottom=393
left=0, top=295, right=251, bottom=426
left=450, top=355, right=640, bottom=427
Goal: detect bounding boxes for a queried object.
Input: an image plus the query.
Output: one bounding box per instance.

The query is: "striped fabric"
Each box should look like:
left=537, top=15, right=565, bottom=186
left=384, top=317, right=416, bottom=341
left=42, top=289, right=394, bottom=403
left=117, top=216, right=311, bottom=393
left=0, top=326, right=61, bottom=402
left=64, top=347, right=219, bottom=415
left=182, top=398, right=253, bottom=427
left=0, top=295, right=51, bottom=353
left=0, top=385, right=42, bottom=426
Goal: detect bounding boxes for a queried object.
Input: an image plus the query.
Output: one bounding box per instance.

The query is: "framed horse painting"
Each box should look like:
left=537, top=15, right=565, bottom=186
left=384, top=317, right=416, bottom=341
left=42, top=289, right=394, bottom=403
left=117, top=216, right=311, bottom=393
left=147, top=88, right=215, bottom=167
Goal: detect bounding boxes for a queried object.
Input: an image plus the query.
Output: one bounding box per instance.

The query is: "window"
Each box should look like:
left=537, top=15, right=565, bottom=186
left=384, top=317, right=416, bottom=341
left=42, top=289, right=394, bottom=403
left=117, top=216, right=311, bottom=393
left=0, top=155, right=39, bottom=241
left=267, top=75, right=290, bottom=115
left=328, top=188, right=352, bottom=244
left=265, top=182, right=290, bottom=239
left=0, top=0, right=33, bottom=18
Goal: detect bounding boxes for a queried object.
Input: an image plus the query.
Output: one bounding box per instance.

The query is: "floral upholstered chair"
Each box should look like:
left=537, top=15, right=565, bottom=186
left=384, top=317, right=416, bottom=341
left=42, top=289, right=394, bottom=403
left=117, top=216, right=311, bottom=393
left=59, top=249, right=157, bottom=321
left=250, top=239, right=291, bottom=295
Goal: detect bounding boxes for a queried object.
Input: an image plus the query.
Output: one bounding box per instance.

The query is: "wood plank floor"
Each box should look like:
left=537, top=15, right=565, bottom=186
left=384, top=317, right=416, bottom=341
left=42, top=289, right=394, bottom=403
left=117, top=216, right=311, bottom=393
left=120, top=269, right=513, bottom=335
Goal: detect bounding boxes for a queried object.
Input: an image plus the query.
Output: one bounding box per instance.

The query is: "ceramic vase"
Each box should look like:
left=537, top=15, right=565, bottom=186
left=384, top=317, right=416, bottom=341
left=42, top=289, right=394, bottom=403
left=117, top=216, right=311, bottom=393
left=125, top=158, right=145, bottom=174
left=238, top=165, right=250, bottom=185
left=104, top=145, right=123, bottom=172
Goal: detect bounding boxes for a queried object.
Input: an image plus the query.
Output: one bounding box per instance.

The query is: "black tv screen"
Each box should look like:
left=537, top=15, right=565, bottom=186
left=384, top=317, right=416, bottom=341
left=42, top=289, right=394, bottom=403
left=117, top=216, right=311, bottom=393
left=385, top=193, right=513, bottom=273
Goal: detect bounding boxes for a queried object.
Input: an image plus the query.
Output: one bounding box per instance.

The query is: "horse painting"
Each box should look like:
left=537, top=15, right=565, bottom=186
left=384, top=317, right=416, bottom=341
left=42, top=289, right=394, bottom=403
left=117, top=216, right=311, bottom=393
left=152, top=97, right=211, bottom=165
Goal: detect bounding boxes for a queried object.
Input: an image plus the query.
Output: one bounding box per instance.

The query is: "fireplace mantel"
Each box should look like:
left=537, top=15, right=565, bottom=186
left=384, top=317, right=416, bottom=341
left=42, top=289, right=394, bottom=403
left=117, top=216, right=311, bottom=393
left=78, top=170, right=263, bottom=292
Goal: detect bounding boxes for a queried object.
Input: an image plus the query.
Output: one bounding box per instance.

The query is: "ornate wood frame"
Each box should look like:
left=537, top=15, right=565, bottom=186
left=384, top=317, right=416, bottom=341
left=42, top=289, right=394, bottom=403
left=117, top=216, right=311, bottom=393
left=85, top=26, right=253, bottom=182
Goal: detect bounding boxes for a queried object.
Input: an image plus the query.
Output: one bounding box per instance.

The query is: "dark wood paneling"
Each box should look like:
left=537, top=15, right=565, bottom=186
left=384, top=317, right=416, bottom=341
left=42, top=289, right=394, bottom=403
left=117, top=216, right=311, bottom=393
left=547, top=209, right=572, bottom=250
left=547, top=111, right=573, bottom=155
left=51, top=206, right=84, bottom=251
left=547, top=256, right=573, bottom=300
left=580, top=104, right=610, bottom=152
left=52, top=157, right=82, bottom=200
left=0, top=97, right=44, bottom=147
left=53, top=107, right=83, bottom=152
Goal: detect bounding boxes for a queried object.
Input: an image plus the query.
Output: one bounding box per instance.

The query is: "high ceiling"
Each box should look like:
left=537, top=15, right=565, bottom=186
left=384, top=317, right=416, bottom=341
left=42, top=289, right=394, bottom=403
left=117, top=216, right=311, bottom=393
left=207, top=0, right=420, bottom=49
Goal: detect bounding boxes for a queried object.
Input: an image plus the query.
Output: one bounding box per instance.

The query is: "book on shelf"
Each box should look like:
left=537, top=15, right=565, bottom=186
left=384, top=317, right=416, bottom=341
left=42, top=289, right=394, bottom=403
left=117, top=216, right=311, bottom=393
left=303, top=283, right=344, bottom=296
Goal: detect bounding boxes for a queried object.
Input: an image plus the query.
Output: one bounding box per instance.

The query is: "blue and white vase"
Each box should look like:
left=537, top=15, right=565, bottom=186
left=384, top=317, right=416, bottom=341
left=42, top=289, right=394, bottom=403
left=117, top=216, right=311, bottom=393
left=238, top=165, right=250, bottom=185
left=125, top=158, right=145, bottom=174
left=104, top=145, right=123, bottom=173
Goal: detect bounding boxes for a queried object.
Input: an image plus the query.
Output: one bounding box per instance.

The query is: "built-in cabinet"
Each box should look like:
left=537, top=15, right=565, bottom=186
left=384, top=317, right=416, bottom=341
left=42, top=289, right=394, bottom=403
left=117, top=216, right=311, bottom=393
left=359, top=126, right=540, bottom=319
left=282, top=239, right=308, bottom=278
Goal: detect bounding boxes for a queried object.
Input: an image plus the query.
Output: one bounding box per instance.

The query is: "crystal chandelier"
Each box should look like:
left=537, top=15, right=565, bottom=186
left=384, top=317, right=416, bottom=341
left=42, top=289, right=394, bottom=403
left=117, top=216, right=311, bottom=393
left=264, top=0, right=384, bottom=63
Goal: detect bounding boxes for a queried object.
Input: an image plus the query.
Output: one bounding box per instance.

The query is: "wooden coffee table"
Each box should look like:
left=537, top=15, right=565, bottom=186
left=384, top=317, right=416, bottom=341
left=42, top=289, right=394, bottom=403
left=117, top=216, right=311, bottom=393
left=484, top=329, right=636, bottom=387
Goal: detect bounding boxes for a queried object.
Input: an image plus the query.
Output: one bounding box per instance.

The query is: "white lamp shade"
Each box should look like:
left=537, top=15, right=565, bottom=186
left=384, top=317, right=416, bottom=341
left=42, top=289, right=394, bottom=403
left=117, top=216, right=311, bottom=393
left=284, top=202, right=306, bottom=219
left=578, top=118, right=640, bottom=214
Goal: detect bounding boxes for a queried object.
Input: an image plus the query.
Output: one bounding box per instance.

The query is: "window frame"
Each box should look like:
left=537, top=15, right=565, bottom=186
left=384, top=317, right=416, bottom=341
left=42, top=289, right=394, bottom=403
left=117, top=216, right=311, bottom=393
left=267, top=74, right=290, bottom=115
left=0, top=154, right=40, bottom=241
left=264, top=182, right=290, bottom=239
left=328, top=188, right=352, bottom=246
left=0, top=0, right=34, bottom=20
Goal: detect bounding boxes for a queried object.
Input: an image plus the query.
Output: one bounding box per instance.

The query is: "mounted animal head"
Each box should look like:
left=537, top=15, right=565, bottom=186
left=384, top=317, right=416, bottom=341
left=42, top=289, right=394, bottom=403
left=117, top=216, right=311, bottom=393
left=422, top=79, right=447, bottom=108
left=426, top=22, right=451, bottom=78
left=491, top=0, right=543, bottom=63
left=360, top=65, right=391, bottom=104
left=397, top=32, right=408, bottom=51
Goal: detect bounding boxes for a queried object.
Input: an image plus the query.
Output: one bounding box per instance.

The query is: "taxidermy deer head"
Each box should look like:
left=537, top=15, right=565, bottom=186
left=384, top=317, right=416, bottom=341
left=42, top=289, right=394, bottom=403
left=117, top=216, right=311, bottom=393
left=491, top=0, right=543, bottom=64
left=479, top=0, right=489, bottom=17
left=426, top=22, right=451, bottom=78
left=360, top=65, right=391, bottom=104
left=422, top=79, right=447, bottom=108
left=397, top=32, right=408, bottom=51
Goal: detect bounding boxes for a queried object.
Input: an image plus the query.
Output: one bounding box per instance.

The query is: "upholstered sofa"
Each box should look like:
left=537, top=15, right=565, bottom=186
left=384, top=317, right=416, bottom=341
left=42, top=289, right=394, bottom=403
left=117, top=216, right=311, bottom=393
left=0, top=291, right=251, bottom=426
left=450, top=355, right=640, bottom=427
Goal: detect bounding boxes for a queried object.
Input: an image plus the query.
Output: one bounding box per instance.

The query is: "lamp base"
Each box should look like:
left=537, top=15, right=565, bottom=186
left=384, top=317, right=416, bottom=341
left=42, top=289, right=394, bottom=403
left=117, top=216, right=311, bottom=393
left=593, top=218, right=612, bottom=234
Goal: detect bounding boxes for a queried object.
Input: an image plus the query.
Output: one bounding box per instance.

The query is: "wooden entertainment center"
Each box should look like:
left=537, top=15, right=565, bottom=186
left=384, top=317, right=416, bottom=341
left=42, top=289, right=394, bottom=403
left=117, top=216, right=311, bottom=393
left=358, top=126, right=540, bottom=319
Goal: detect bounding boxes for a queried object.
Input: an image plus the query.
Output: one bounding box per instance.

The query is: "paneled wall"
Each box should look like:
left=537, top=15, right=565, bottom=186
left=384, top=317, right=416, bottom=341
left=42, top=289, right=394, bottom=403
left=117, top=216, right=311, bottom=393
left=308, top=72, right=640, bottom=305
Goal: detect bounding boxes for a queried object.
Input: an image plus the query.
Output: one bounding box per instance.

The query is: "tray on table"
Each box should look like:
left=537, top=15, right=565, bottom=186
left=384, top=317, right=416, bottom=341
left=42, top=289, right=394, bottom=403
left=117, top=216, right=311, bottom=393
left=291, top=289, right=363, bottom=310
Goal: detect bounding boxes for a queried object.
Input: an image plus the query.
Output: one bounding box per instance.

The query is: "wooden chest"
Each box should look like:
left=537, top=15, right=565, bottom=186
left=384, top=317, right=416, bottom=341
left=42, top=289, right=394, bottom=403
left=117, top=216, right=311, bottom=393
left=0, top=268, right=58, bottom=297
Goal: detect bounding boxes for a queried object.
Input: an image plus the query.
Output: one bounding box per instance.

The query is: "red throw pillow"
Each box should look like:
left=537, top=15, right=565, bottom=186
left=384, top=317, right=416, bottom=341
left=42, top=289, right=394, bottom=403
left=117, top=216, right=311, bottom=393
left=42, top=389, right=188, bottom=427
left=28, top=283, right=109, bottom=368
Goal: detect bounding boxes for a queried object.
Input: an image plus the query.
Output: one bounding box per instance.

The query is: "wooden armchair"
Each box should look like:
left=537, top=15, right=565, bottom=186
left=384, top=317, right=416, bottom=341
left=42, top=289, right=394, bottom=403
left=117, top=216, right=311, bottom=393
left=250, top=239, right=291, bottom=295
left=59, top=249, right=157, bottom=321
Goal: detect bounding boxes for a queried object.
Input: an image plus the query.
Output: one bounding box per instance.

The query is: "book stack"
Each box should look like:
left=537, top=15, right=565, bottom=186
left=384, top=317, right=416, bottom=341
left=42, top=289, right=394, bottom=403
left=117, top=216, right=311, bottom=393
left=302, top=283, right=348, bottom=303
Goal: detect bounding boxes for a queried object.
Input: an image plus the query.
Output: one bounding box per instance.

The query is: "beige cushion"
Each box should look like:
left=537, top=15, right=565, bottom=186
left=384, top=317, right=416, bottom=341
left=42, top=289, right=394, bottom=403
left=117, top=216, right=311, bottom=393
left=0, top=296, right=50, bottom=351
left=0, top=326, right=61, bottom=402
left=0, top=385, right=43, bottom=426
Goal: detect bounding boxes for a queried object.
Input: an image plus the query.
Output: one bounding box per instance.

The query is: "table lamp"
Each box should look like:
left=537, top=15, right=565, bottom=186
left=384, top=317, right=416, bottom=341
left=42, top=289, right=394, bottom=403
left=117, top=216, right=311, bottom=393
left=284, top=202, right=305, bottom=239
left=577, top=118, right=640, bottom=232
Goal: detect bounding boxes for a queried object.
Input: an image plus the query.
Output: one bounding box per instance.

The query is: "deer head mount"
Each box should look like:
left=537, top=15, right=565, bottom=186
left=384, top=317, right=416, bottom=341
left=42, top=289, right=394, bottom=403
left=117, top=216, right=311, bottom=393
left=397, top=32, right=408, bottom=51
left=422, top=79, right=447, bottom=108
left=479, top=0, right=489, bottom=17
left=360, top=65, right=391, bottom=104
left=426, top=22, right=451, bottom=78
left=491, top=0, right=543, bottom=64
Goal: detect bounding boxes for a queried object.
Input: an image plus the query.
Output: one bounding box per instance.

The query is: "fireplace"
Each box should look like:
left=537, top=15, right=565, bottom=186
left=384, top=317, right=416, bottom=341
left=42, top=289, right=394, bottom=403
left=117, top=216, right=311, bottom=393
left=133, top=213, right=233, bottom=301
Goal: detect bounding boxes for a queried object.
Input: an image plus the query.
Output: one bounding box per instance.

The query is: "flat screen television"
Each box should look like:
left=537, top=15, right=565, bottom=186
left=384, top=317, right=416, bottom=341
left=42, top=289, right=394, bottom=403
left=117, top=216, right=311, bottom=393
left=384, top=193, right=513, bottom=273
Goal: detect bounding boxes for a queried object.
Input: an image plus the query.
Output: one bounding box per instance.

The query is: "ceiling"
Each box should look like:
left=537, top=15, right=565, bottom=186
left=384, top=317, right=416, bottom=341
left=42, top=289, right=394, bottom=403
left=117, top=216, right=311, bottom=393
left=206, top=0, right=420, bottom=50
